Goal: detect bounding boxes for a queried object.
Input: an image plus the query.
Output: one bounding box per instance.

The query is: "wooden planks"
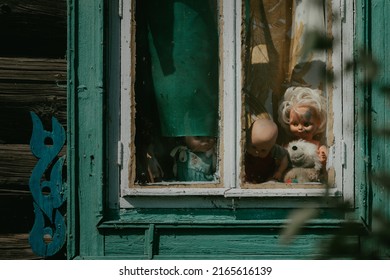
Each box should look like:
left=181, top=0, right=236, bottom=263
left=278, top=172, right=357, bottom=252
left=0, top=57, right=67, bottom=144
left=0, top=0, right=66, bottom=57
left=0, top=234, right=42, bottom=260
left=0, top=144, right=66, bottom=186
left=0, top=0, right=67, bottom=260
left=0, top=144, right=36, bottom=186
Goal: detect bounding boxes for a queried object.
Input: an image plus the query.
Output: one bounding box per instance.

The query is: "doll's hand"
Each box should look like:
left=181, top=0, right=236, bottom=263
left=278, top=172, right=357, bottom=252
left=272, top=171, right=283, bottom=181
left=318, top=145, right=328, bottom=166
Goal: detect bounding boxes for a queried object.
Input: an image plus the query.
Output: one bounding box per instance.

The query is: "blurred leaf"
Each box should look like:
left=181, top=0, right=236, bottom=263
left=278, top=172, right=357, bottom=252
left=380, top=85, right=390, bottom=94
left=280, top=204, right=320, bottom=244
left=319, top=223, right=364, bottom=259
left=303, top=30, right=333, bottom=55
left=345, top=50, right=380, bottom=84
left=356, top=50, right=380, bottom=83
left=345, top=59, right=355, bottom=72
left=371, top=172, right=390, bottom=191
left=324, top=68, right=335, bottom=85
left=373, top=128, right=390, bottom=137
left=371, top=211, right=390, bottom=249
left=332, top=200, right=353, bottom=213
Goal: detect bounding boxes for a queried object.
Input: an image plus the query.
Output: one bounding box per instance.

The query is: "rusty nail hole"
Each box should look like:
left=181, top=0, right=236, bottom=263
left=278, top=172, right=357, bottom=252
left=43, top=234, right=53, bottom=244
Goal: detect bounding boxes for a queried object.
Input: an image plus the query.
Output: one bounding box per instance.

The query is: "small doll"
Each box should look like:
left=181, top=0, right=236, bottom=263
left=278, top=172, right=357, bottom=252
left=278, top=86, right=328, bottom=166
left=245, top=118, right=290, bottom=183
left=170, top=136, right=217, bottom=182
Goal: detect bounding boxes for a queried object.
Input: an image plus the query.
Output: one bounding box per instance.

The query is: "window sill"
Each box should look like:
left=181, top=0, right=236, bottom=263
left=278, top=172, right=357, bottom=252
left=122, top=184, right=340, bottom=198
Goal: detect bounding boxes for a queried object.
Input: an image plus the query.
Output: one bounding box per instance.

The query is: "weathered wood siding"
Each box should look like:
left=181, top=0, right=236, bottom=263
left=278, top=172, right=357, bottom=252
left=101, top=226, right=359, bottom=259
left=0, top=234, right=42, bottom=259
left=0, top=0, right=67, bottom=259
left=368, top=0, right=390, bottom=257
left=0, top=0, right=66, bottom=57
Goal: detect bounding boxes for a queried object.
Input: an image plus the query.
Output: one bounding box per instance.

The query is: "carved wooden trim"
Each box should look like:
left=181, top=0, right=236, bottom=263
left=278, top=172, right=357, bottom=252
left=28, top=112, right=66, bottom=257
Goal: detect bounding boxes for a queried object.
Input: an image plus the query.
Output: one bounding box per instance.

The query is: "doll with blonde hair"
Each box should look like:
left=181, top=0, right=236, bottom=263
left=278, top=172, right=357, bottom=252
left=278, top=86, right=328, bottom=165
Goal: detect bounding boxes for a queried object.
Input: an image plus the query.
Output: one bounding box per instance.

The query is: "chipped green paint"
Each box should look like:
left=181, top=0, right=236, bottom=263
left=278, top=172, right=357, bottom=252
left=67, top=0, right=105, bottom=259
left=370, top=0, right=390, bottom=220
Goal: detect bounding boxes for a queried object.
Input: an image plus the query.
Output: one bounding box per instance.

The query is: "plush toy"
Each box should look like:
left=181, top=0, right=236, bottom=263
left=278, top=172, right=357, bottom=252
left=284, top=139, right=322, bottom=183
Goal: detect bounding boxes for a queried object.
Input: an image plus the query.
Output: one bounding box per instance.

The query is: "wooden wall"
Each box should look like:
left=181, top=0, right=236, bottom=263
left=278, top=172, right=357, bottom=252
left=0, top=0, right=67, bottom=258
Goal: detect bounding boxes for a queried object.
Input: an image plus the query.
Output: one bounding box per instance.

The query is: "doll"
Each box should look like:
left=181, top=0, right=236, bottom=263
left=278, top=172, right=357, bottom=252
left=278, top=86, right=328, bottom=166
left=245, top=118, right=290, bottom=183
left=170, top=136, right=217, bottom=182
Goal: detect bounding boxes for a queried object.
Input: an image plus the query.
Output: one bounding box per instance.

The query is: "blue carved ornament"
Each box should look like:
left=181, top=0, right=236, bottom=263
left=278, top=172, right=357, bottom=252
left=29, top=112, right=66, bottom=257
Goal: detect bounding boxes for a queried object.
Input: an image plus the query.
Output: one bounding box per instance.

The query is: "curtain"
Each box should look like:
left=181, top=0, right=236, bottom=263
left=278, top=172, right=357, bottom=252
left=245, top=0, right=327, bottom=126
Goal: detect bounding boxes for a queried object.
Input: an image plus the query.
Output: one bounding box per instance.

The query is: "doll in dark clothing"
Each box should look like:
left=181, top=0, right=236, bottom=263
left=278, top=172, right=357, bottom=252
left=245, top=118, right=289, bottom=183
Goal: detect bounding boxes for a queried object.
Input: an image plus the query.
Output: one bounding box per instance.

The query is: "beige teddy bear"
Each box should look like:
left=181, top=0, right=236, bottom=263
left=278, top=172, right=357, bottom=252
left=284, top=139, right=322, bottom=183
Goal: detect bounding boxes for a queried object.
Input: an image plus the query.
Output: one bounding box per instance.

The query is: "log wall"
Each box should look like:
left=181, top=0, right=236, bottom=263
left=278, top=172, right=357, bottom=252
left=0, top=0, right=67, bottom=259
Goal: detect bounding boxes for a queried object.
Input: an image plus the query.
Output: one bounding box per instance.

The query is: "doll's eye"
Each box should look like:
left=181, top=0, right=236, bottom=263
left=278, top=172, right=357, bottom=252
left=304, top=122, right=311, bottom=127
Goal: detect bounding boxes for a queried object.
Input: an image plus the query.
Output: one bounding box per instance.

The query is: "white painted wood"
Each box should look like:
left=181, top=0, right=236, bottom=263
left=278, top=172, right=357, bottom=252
left=121, top=186, right=339, bottom=198
left=119, top=186, right=340, bottom=209
left=340, top=0, right=346, bottom=22
left=222, top=0, right=238, bottom=188
left=326, top=0, right=355, bottom=203
left=123, top=187, right=227, bottom=197
left=118, top=0, right=123, bottom=19
left=341, top=0, right=355, bottom=204
left=235, top=0, right=243, bottom=188
left=224, top=187, right=340, bottom=198
left=120, top=0, right=133, bottom=194
left=330, top=0, right=344, bottom=196
left=117, top=141, right=123, bottom=166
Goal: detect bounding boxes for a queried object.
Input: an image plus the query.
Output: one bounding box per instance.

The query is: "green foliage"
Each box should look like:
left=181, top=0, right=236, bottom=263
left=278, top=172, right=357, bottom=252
left=280, top=29, right=390, bottom=259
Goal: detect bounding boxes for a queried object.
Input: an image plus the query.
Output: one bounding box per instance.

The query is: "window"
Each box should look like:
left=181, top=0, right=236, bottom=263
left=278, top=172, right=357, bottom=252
left=108, top=0, right=354, bottom=207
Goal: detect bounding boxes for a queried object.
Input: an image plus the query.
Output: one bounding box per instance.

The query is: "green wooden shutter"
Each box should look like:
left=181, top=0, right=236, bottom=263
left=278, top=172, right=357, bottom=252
left=67, top=0, right=105, bottom=259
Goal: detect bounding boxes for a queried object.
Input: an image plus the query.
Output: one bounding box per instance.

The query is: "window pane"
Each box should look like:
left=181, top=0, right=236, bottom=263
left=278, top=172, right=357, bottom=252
left=243, top=0, right=330, bottom=185
left=134, top=0, right=219, bottom=184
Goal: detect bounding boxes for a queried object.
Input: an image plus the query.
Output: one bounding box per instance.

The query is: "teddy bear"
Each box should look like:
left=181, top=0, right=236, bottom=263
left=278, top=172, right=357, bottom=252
left=284, top=139, right=322, bottom=183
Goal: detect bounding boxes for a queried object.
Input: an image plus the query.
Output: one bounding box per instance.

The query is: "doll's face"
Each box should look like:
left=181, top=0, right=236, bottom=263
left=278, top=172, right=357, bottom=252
left=247, top=138, right=275, bottom=158
left=185, top=136, right=215, bottom=152
left=289, top=106, right=320, bottom=141
left=246, top=119, right=277, bottom=158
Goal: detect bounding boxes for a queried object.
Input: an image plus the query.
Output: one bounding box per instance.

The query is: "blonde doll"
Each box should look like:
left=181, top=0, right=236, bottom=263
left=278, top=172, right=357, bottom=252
left=278, top=86, right=328, bottom=166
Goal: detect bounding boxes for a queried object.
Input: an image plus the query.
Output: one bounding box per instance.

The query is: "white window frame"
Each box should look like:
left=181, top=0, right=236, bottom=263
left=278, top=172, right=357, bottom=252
left=108, top=0, right=355, bottom=209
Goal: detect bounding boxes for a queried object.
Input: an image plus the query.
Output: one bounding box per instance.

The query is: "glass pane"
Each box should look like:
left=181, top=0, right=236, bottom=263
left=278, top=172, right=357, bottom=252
left=243, top=0, right=330, bottom=184
left=134, top=0, right=219, bottom=184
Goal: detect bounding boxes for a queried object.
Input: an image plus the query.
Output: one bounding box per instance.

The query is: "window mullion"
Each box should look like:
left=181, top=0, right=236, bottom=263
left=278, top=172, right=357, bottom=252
left=120, top=0, right=133, bottom=192
left=341, top=0, right=355, bottom=203
left=222, top=0, right=239, bottom=189
left=235, top=0, right=243, bottom=189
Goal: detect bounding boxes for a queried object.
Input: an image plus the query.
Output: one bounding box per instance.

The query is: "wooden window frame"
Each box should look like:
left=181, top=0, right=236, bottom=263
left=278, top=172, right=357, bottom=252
left=107, top=0, right=355, bottom=209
